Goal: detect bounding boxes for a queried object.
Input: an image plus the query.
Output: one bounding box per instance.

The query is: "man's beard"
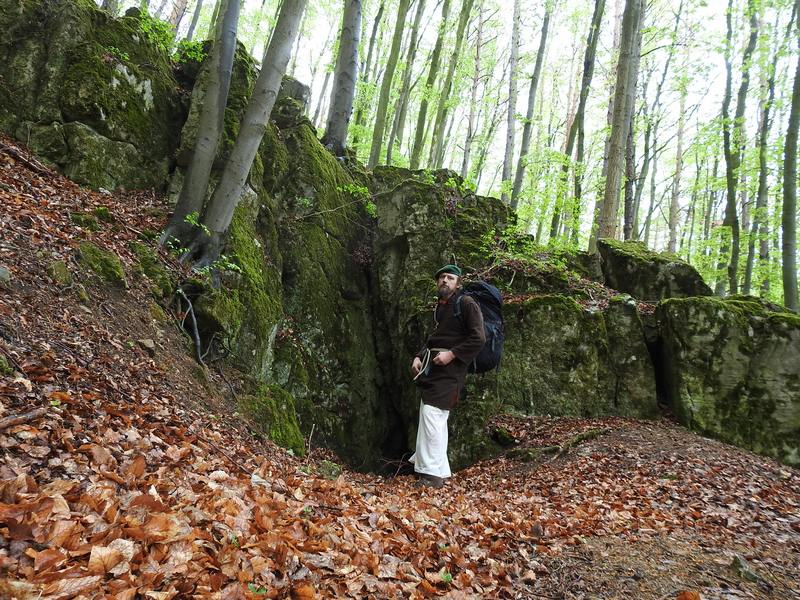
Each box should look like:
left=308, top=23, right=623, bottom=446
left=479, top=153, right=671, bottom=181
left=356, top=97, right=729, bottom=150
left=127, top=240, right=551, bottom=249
left=437, top=285, right=453, bottom=300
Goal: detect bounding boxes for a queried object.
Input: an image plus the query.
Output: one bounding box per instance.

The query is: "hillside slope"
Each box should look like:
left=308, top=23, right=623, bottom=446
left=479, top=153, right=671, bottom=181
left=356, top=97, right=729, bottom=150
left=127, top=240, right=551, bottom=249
left=1, top=138, right=799, bottom=599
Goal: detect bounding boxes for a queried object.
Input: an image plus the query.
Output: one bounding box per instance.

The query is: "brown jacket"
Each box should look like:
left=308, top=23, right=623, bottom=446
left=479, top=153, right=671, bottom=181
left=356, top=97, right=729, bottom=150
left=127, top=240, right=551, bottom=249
left=415, top=294, right=485, bottom=410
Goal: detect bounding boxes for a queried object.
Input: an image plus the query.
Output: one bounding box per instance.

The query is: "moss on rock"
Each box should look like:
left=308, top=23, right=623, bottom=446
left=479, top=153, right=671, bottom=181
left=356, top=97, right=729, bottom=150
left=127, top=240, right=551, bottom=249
left=239, top=384, right=305, bottom=455
left=46, top=260, right=73, bottom=286
left=598, top=238, right=712, bottom=300
left=129, top=241, right=173, bottom=297
left=657, top=296, right=800, bottom=465
left=79, top=241, right=127, bottom=287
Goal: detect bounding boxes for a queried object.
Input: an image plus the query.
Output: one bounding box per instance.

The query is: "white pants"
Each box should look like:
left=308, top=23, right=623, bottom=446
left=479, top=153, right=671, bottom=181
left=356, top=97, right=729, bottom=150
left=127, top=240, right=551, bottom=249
left=409, top=401, right=451, bottom=478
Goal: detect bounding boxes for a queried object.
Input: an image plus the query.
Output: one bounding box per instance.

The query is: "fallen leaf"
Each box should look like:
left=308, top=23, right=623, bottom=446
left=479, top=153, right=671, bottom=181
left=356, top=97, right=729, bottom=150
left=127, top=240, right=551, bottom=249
left=88, top=545, right=123, bottom=574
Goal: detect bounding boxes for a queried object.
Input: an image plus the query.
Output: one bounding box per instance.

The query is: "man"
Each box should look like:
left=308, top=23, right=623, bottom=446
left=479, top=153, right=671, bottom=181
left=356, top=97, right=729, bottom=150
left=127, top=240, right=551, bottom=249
left=409, top=264, right=485, bottom=488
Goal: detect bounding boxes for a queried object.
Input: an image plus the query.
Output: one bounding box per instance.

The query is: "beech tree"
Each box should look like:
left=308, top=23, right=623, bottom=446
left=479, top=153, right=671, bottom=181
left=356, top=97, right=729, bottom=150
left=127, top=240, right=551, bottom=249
left=717, top=0, right=759, bottom=295
left=500, top=0, right=520, bottom=204
left=176, top=0, right=308, bottom=264
left=783, top=0, right=800, bottom=310
left=593, top=0, right=644, bottom=247
left=322, top=0, right=362, bottom=156
left=162, top=0, right=241, bottom=245
left=367, top=0, right=411, bottom=168
left=410, top=0, right=451, bottom=169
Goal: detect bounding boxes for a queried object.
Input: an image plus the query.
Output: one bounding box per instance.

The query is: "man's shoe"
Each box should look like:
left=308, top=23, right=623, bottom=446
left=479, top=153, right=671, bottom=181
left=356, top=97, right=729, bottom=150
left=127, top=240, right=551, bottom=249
left=414, top=473, right=444, bottom=489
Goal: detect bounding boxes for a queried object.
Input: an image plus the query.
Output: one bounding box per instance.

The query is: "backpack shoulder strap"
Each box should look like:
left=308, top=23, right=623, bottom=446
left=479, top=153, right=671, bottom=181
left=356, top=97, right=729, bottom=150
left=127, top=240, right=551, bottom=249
left=453, top=292, right=464, bottom=320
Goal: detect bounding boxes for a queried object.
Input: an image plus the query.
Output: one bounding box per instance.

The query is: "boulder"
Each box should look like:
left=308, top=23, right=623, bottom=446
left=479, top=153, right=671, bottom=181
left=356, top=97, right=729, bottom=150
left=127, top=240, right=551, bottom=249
left=657, top=297, right=800, bottom=465
left=0, top=0, right=185, bottom=189
left=597, top=239, right=712, bottom=300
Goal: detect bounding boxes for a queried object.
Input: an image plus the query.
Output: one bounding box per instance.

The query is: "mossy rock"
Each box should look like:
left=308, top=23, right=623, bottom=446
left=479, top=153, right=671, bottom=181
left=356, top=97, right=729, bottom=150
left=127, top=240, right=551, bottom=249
left=657, top=296, right=800, bottom=466
left=129, top=241, right=173, bottom=297
left=239, top=384, right=305, bottom=456
left=597, top=239, right=712, bottom=301
left=78, top=241, right=127, bottom=287
left=0, top=355, right=14, bottom=376
left=70, top=212, right=99, bottom=231
left=0, top=0, right=185, bottom=190
left=46, top=260, right=73, bottom=286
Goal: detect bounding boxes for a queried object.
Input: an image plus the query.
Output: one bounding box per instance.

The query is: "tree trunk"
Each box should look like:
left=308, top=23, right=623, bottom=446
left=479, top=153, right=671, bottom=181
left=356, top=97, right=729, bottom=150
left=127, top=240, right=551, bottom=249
left=351, top=2, right=385, bottom=148
left=102, top=0, right=120, bottom=16
left=367, top=0, right=411, bottom=168
left=668, top=88, right=687, bottom=253
left=387, top=0, right=426, bottom=165
left=623, top=114, right=636, bottom=240
left=313, top=69, right=332, bottom=126
left=500, top=0, right=521, bottom=203
left=594, top=0, right=643, bottom=246
left=570, top=4, right=606, bottom=243
left=168, top=0, right=189, bottom=28
left=428, top=0, right=475, bottom=169
left=510, top=0, right=552, bottom=209
left=719, top=0, right=758, bottom=295
left=461, top=3, right=484, bottom=179
left=783, top=0, right=800, bottom=310
left=322, top=0, right=362, bottom=156
left=194, top=0, right=307, bottom=264
left=162, top=0, right=240, bottom=245
left=186, top=0, right=204, bottom=41
left=409, top=0, right=451, bottom=169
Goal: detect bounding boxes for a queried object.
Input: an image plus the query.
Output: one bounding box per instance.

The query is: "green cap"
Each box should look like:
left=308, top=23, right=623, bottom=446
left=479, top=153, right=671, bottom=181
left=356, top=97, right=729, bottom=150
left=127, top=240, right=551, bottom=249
left=434, top=264, right=462, bottom=278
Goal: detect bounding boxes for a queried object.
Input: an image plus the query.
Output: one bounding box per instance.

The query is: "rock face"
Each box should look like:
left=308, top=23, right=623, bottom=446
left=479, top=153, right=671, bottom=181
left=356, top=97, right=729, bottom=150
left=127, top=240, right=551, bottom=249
left=598, top=239, right=713, bottom=300
left=657, top=297, right=800, bottom=465
left=0, top=0, right=185, bottom=190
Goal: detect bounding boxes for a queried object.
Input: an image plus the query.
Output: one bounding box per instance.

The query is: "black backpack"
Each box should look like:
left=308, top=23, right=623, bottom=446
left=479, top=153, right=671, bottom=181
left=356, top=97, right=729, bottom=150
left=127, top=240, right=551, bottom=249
left=454, top=281, right=505, bottom=373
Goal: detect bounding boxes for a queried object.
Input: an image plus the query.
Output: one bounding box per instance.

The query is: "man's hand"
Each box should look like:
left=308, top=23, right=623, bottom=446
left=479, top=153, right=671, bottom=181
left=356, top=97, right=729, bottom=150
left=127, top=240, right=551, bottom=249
left=411, top=357, right=422, bottom=377
left=432, top=350, right=455, bottom=366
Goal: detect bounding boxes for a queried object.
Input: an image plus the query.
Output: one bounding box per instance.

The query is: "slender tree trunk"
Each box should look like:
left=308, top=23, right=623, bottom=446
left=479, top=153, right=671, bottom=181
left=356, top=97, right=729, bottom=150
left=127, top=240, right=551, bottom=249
left=474, top=99, right=505, bottom=189
left=719, top=0, right=758, bottom=295
left=428, top=0, right=475, bottom=169
left=162, top=0, right=240, bottom=244
left=511, top=0, right=552, bottom=209
left=668, top=89, right=687, bottom=253
left=155, top=0, right=169, bottom=18
left=631, top=109, right=650, bottom=239
left=409, top=0, right=451, bottom=169
left=569, top=0, right=606, bottom=243
left=313, top=69, right=332, bottom=126
left=195, top=0, right=307, bottom=264
left=594, top=0, right=643, bottom=245
left=186, top=0, right=204, bottom=41
left=643, top=123, right=659, bottom=245
left=783, top=0, right=800, bottom=310
left=461, top=4, right=484, bottom=179
left=367, top=0, right=411, bottom=168
left=288, top=10, right=307, bottom=77
left=387, top=0, right=426, bottom=165
left=500, top=0, right=521, bottom=203
left=322, top=0, right=362, bottom=156
left=351, top=2, right=385, bottom=147
left=168, top=0, right=189, bottom=28
left=623, top=116, right=636, bottom=240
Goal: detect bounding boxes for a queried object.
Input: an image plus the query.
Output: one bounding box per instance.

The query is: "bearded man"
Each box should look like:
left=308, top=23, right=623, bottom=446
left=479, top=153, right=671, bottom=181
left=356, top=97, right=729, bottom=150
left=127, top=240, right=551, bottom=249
left=409, top=264, right=485, bottom=488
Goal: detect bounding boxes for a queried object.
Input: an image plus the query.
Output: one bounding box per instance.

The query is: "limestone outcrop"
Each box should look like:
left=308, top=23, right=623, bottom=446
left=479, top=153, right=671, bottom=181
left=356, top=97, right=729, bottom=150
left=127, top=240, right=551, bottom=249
left=598, top=239, right=713, bottom=300
left=657, top=297, right=800, bottom=465
left=0, top=0, right=185, bottom=190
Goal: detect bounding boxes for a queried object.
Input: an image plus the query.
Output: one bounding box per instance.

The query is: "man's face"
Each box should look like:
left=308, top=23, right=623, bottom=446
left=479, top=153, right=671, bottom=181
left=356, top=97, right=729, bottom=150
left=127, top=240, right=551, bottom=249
left=436, top=273, right=460, bottom=299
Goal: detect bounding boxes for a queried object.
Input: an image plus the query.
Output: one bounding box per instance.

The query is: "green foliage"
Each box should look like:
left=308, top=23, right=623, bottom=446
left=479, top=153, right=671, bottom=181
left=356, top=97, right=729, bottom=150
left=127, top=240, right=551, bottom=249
left=104, top=46, right=129, bottom=62
left=247, top=584, right=268, bottom=595
left=136, top=11, right=175, bottom=55
left=337, top=183, right=376, bottom=218
left=184, top=211, right=211, bottom=236
left=175, top=39, right=206, bottom=63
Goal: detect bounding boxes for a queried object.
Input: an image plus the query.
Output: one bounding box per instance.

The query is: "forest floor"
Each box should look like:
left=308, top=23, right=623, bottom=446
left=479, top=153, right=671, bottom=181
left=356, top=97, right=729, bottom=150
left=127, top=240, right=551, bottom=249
left=1, top=137, right=799, bottom=599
